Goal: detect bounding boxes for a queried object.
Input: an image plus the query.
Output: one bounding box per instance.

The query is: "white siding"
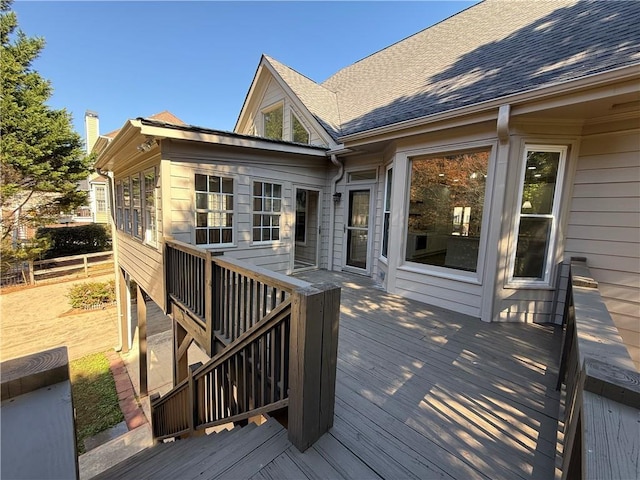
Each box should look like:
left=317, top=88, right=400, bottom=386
left=250, top=78, right=327, bottom=147
left=563, top=126, right=640, bottom=369
left=165, top=143, right=330, bottom=276
left=116, top=232, right=164, bottom=310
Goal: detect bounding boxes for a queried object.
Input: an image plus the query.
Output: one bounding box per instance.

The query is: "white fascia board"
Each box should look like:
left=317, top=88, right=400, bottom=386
left=339, top=63, right=640, bottom=146
left=234, top=59, right=266, bottom=133
left=138, top=123, right=328, bottom=157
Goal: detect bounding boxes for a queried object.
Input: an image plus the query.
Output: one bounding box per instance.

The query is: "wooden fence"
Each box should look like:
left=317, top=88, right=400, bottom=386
left=152, top=239, right=341, bottom=452
left=28, top=251, right=113, bottom=284
left=557, top=257, right=639, bottom=480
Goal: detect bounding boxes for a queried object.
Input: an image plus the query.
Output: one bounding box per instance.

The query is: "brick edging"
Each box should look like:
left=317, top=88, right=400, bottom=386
left=105, top=350, right=147, bottom=430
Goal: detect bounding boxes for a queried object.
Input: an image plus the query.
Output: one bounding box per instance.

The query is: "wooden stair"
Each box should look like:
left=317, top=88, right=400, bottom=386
left=91, top=418, right=296, bottom=479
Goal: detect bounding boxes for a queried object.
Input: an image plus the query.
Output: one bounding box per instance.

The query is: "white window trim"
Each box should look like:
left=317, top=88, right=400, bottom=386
left=400, top=145, right=495, bottom=282
left=346, top=167, right=378, bottom=184
left=131, top=173, right=143, bottom=240
left=290, top=111, right=310, bottom=144
left=380, top=164, right=393, bottom=261
left=261, top=101, right=284, bottom=140
left=507, top=144, right=568, bottom=287
left=295, top=189, right=308, bottom=246
left=194, top=173, right=236, bottom=248
left=251, top=179, right=284, bottom=246
left=143, top=167, right=158, bottom=247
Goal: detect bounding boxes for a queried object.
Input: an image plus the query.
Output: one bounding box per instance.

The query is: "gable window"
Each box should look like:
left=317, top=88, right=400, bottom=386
left=195, top=173, right=234, bottom=246
left=115, top=181, right=123, bottom=230
left=122, top=177, right=131, bottom=234
left=253, top=181, right=282, bottom=242
left=382, top=167, right=392, bottom=258
left=144, top=168, right=157, bottom=245
left=263, top=104, right=283, bottom=140
left=405, top=149, right=489, bottom=273
left=291, top=112, right=309, bottom=144
left=131, top=174, right=142, bottom=239
left=510, top=145, right=567, bottom=283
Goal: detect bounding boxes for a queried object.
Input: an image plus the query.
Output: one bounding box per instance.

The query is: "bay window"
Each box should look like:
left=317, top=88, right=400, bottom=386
left=131, top=174, right=142, bottom=239
left=405, top=150, right=489, bottom=272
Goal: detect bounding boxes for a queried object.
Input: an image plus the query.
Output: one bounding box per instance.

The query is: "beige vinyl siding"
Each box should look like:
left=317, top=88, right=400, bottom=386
left=165, top=142, right=329, bottom=275
left=395, top=269, right=483, bottom=318
left=116, top=231, right=164, bottom=310
left=564, top=126, right=640, bottom=369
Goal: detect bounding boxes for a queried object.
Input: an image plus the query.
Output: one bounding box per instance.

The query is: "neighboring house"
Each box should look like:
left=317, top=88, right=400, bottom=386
left=95, top=0, right=640, bottom=368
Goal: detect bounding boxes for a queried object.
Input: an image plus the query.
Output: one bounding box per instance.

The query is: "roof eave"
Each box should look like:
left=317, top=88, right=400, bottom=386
left=338, top=64, right=640, bottom=146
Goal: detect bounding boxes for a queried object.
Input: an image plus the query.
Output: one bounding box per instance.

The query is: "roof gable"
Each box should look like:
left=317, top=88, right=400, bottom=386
left=268, top=0, right=640, bottom=138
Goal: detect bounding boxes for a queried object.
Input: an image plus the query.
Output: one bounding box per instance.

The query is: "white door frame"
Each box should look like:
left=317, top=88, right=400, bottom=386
left=342, top=185, right=375, bottom=275
left=291, top=185, right=322, bottom=272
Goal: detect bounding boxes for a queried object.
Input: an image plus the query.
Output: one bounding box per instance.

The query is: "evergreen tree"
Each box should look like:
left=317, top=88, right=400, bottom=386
left=0, top=0, right=91, bottom=241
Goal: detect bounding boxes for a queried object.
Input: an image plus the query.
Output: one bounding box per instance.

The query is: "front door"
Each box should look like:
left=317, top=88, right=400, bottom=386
left=345, top=188, right=372, bottom=273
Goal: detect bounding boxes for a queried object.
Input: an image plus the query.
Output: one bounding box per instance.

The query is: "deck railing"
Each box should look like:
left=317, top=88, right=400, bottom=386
left=154, top=239, right=341, bottom=452
left=557, top=258, right=639, bottom=480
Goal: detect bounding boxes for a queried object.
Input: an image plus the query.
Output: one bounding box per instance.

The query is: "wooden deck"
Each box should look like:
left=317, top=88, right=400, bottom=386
left=295, top=269, right=562, bottom=480
left=98, top=269, right=563, bottom=479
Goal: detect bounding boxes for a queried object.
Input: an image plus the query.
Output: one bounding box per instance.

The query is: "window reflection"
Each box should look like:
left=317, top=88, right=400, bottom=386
left=405, top=150, right=489, bottom=272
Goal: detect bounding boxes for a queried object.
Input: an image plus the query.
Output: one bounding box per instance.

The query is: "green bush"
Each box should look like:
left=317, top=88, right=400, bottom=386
left=37, top=224, right=111, bottom=259
left=68, top=280, right=116, bottom=309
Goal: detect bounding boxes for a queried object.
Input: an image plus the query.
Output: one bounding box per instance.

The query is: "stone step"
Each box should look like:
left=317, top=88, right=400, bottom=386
left=78, top=423, right=153, bottom=480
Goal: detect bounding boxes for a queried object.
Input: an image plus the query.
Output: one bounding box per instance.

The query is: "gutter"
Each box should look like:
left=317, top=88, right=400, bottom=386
left=327, top=153, right=344, bottom=271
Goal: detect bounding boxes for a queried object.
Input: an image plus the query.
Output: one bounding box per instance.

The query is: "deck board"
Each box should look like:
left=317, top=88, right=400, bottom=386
left=295, top=270, right=563, bottom=480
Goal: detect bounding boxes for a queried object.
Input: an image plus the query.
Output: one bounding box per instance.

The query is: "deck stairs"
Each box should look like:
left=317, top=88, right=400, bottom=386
left=91, top=417, right=336, bottom=479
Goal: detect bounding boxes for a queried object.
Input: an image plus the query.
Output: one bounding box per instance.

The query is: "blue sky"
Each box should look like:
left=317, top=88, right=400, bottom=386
left=13, top=1, right=477, bottom=143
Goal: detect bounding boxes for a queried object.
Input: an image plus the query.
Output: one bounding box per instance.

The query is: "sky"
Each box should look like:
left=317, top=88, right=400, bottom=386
left=12, top=1, right=478, bottom=144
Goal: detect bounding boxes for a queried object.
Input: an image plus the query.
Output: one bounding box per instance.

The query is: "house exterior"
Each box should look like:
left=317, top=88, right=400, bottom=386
left=95, top=0, right=640, bottom=369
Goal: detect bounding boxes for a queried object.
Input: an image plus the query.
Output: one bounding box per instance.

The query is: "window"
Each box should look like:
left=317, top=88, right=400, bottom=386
left=122, top=178, right=131, bottom=233
left=115, top=181, right=123, bottom=230
left=291, top=112, right=309, bottom=144
left=195, top=173, right=234, bottom=245
left=253, top=181, right=282, bottom=242
left=405, top=150, right=489, bottom=272
left=382, top=167, right=393, bottom=258
left=295, top=190, right=307, bottom=243
left=348, top=170, right=377, bottom=182
left=144, top=168, right=157, bottom=244
left=511, top=146, right=566, bottom=282
left=131, top=174, right=142, bottom=238
left=95, top=185, right=107, bottom=213
left=263, top=104, right=283, bottom=140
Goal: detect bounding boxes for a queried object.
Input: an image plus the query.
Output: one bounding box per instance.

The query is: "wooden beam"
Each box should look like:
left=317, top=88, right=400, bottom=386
left=118, top=268, right=130, bottom=354
left=173, top=319, right=189, bottom=386
left=137, top=285, right=148, bottom=397
left=288, top=283, right=341, bottom=452
left=177, top=333, right=194, bottom=361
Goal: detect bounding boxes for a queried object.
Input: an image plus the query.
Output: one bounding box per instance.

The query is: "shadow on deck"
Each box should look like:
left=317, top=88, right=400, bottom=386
left=295, top=269, right=563, bottom=480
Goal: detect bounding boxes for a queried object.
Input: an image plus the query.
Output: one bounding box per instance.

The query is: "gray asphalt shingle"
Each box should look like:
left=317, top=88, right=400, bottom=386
left=265, top=0, right=640, bottom=140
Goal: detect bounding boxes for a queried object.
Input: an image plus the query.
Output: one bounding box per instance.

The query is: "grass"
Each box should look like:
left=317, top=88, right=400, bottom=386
left=70, top=352, right=124, bottom=454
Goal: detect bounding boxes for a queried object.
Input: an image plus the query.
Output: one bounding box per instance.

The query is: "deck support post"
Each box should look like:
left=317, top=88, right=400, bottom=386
left=118, top=267, right=130, bottom=354
left=137, top=285, right=148, bottom=397
left=288, top=283, right=341, bottom=452
left=173, top=320, right=189, bottom=386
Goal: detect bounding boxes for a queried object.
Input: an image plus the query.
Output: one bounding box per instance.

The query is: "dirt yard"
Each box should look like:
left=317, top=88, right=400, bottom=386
left=0, top=273, right=119, bottom=362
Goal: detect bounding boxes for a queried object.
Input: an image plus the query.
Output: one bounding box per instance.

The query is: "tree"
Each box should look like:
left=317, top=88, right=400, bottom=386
left=0, top=0, right=92, bottom=242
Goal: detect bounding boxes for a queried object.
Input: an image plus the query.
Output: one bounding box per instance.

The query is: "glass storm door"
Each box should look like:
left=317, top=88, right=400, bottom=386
left=346, top=189, right=371, bottom=271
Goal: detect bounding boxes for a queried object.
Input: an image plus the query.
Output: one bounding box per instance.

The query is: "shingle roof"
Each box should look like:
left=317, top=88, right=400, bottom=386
left=270, top=0, right=640, bottom=139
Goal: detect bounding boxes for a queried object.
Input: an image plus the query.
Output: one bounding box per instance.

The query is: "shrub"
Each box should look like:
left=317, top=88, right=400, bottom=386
left=37, top=224, right=111, bottom=259
left=68, top=280, right=116, bottom=309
